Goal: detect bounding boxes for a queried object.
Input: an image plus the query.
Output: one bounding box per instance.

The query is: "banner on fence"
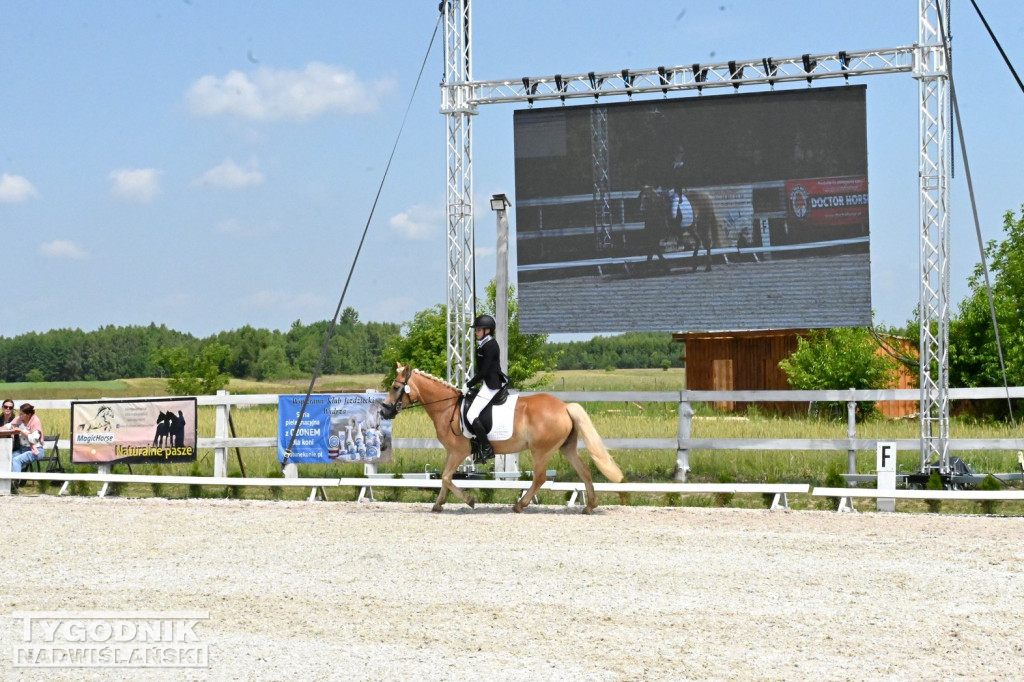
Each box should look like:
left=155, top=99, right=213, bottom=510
left=71, top=398, right=198, bottom=464
left=277, top=393, right=392, bottom=464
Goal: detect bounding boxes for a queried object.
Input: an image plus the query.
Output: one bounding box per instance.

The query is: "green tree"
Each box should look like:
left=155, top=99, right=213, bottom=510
left=153, top=343, right=231, bottom=395
left=950, top=205, right=1024, bottom=393
left=778, top=327, right=898, bottom=420
left=381, top=283, right=553, bottom=389
left=254, top=343, right=293, bottom=381
left=380, top=304, right=450, bottom=383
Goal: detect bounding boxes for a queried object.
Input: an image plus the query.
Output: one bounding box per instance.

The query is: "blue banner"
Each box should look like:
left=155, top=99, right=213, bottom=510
left=277, top=393, right=392, bottom=464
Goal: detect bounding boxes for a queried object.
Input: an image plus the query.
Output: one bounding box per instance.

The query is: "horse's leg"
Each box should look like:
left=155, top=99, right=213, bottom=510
left=433, top=448, right=475, bottom=512
left=512, top=453, right=550, bottom=513
left=561, top=438, right=599, bottom=514
left=703, top=227, right=713, bottom=272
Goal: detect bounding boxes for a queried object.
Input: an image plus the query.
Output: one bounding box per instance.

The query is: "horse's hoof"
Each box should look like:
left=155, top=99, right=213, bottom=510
left=582, top=506, right=596, bottom=515
left=512, top=504, right=523, bottom=514
left=467, top=498, right=476, bottom=509
left=431, top=504, right=443, bottom=513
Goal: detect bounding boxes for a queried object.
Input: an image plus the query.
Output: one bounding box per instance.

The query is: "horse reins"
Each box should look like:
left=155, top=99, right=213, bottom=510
left=383, top=374, right=464, bottom=439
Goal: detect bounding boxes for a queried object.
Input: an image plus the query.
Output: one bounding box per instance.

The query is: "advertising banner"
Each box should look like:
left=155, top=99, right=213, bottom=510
left=786, top=175, right=868, bottom=226
left=277, top=393, right=392, bottom=464
left=71, top=398, right=198, bottom=464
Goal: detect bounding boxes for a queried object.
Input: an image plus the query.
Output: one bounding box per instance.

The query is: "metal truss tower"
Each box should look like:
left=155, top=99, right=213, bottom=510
left=441, top=0, right=476, bottom=385
left=444, top=3, right=952, bottom=469
left=916, top=0, right=951, bottom=474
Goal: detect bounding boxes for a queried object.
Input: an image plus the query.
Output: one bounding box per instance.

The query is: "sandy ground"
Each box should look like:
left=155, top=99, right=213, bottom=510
left=0, top=495, right=1022, bottom=681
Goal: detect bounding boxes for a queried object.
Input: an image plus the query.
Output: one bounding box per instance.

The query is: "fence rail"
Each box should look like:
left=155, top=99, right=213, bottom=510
left=7, top=387, right=1024, bottom=493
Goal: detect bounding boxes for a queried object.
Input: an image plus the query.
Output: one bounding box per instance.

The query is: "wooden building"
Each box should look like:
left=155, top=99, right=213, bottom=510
left=675, top=329, right=917, bottom=418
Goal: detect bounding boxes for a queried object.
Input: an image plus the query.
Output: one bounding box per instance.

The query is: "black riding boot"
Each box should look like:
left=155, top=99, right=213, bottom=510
left=470, top=419, right=494, bottom=464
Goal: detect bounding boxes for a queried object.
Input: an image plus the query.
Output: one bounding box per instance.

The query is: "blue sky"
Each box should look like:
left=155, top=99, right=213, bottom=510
left=2, top=1, right=1022, bottom=340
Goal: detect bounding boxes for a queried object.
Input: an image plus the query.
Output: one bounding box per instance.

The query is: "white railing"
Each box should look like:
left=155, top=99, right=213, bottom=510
left=4, top=387, right=1023, bottom=499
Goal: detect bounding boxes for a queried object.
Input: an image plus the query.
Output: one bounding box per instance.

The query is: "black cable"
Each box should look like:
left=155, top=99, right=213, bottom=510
left=868, top=326, right=919, bottom=367
left=969, top=0, right=1024, bottom=95
left=282, top=16, right=442, bottom=467
left=934, top=1, right=1016, bottom=426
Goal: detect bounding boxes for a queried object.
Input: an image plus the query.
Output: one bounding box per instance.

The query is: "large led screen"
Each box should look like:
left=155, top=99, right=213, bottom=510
left=513, top=85, right=871, bottom=333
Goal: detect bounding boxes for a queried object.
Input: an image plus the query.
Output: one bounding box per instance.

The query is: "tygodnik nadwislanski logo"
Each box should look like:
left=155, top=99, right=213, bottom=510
left=11, top=611, right=209, bottom=668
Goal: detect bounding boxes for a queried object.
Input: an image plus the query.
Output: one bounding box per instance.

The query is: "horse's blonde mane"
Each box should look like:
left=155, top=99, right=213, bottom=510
left=412, top=368, right=458, bottom=391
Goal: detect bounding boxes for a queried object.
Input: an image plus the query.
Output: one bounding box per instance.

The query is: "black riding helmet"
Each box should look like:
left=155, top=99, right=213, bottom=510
left=471, top=314, right=495, bottom=331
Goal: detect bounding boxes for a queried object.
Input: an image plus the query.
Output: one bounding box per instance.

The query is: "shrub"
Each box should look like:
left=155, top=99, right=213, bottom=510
left=187, top=462, right=205, bottom=498
left=824, top=466, right=845, bottom=511
left=715, top=472, right=735, bottom=508
left=224, top=473, right=244, bottom=499
left=264, top=468, right=285, bottom=500
left=977, top=474, right=1001, bottom=515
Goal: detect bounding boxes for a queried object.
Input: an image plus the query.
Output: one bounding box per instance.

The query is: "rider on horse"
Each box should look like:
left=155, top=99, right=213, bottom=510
left=463, top=314, right=508, bottom=464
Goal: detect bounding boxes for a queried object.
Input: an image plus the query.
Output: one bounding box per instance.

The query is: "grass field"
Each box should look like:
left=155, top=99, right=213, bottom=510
left=5, top=368, right=1024, bottom=514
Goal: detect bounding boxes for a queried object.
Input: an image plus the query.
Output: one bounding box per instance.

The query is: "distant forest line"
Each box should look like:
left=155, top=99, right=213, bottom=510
left=0, top=312, right=682, bottom=383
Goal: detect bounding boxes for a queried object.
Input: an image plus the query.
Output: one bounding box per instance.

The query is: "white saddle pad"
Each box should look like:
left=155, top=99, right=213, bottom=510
left=677, top=194, right=695, bottom=229
left=462, top=393, right=519, bottom=442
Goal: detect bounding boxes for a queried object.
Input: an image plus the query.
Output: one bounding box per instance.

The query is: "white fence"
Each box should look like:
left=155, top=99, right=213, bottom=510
left=3, top=387, right=1024, bottom=506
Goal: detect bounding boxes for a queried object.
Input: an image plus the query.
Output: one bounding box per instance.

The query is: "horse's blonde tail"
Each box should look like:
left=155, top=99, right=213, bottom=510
left=566, top=403, right=623, bottom=483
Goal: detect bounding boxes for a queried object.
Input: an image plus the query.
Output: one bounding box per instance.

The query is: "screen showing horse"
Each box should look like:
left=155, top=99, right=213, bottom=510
left=513, top=85, right=870, bottom=333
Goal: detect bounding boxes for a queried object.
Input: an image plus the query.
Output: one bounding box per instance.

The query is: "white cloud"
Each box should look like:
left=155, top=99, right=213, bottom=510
left=40, top=240, right=87, bottom=259
left=389, top=204, right=443, bottom=240
left=194, top=158, right=264, bottom=189
left=109, top=168, right=161, bottom=203
left=0, top=174, right=39, bottom=202
left=186, top=62, right=395, bottom=121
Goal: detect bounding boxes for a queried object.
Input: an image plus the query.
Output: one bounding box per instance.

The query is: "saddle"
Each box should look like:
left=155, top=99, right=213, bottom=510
left=460, top=390, right=518, bottom=442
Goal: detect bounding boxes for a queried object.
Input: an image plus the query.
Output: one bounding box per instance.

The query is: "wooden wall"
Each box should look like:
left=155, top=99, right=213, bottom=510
left=677, top=329, right=917, bottom=418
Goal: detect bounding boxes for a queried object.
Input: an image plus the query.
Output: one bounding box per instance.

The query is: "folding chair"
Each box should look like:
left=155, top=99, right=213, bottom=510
left=28, top=434, right=64, bottom=474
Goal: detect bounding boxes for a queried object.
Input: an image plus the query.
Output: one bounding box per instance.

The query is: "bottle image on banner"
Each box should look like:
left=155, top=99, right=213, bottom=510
left=365, top=427, right=380, bottom=460
left=355, top=420, right=366, bottom=457
left=345, top=425, right=356, bottom=459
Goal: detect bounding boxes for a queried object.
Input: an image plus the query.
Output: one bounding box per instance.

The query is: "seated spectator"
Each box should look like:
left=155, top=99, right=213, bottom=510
left=1, top=399, right=21, bottom=451
left=1, top=403, right=45, bottom=474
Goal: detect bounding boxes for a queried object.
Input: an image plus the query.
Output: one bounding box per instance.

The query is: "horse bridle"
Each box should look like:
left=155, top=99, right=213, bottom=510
left=378, top=373, right=413, bottom=420
left=378, top=371, right=463, bottom=428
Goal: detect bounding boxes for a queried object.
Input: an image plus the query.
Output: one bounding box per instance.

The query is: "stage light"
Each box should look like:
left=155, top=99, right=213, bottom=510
left=802, top=53, right=817, bottom=84
left=691, top=63, right=707, bottom=93
left=839, top=50, right=850, bottom=83
left=621, top=69, right=633, bottom=94
left=554, top=74, right=566, bottom=102
left=729, top=60, right=743, bottom=90
left=588, top=71, right=603, bottom=100
left=762, top=57, right=777, bottom=87
left=522, top=76, right=538, bottom=104
left=658, top=66, right=672, bottom=94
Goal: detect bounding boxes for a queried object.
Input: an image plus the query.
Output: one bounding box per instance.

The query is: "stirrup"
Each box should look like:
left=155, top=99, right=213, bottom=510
left=472, top=441, right=494, bottom=464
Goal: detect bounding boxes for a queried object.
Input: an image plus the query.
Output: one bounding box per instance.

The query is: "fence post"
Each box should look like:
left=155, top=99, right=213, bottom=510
left=214, top=390, right=229, bottom=478
left=675, top=393, right=693, bottom=482
left=847, top=389, right=857, bottom=480
left=0, top=436, right=12, bottom=496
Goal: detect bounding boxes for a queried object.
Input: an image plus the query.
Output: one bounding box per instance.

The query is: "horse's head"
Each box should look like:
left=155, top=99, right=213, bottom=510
left=379, top=363, right=416, bottom=419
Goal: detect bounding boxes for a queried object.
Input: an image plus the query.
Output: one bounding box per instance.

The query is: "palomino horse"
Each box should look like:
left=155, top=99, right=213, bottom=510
left=378, top=364, right=623, bottom=514
left=639, top=186, right=719, bottom=272
left=674, top=189, right=718, bottom=272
